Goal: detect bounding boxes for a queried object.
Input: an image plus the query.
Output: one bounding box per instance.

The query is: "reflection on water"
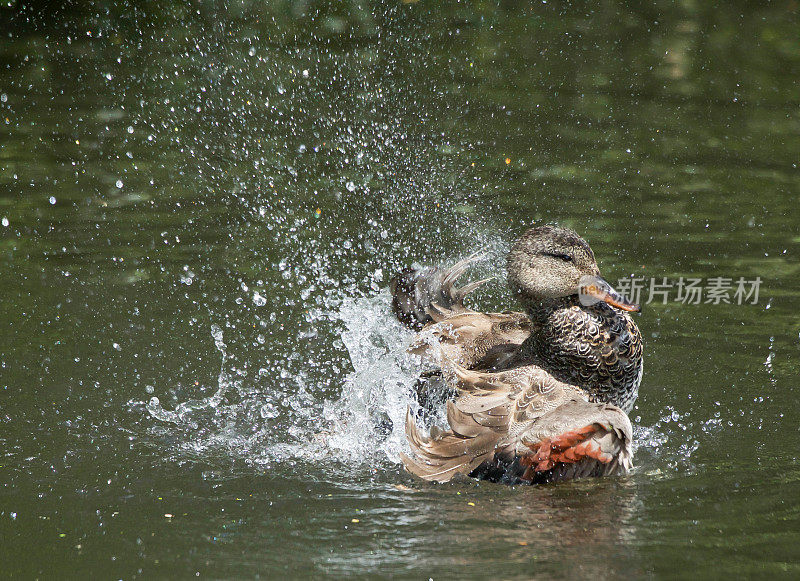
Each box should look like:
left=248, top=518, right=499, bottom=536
left=315, top=479, right=643, bottom=578
left=2, top=1, right=800, bottom=577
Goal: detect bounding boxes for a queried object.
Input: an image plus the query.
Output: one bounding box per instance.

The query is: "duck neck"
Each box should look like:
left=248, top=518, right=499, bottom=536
left=518, top=294, right=578, bottom=364
left=522, top=295, right=577, bottom=323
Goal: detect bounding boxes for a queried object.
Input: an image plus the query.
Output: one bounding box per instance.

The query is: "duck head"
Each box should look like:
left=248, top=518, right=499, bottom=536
left=507, top=225, right=640, bottom=312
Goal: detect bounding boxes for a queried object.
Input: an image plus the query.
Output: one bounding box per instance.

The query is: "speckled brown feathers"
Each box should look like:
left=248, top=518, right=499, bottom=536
left=521, top=297, right=643, bottom=414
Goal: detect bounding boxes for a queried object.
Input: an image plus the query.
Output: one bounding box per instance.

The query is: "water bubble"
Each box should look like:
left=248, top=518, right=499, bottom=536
left=248, top=46, right=256, bottom=57
left=180, top=270, right=195, bottom=285
left=0, top=94, right=7, bottom=103
left=49, top=196, right=56, bottom=205
left=127, top=126, right=134, bottom=134
left=253, top=292, right=267, bottom=307
left=1, top=217, right=8, bottom=227
left=211, top=324, right=224, bottom=346
left=299, top=328, right=318, bottom=340
left=346, top=181, right=356, bottom=192
left=116, top=179, right=123, bottom=188
left=260, top=403, right=278, bottom=419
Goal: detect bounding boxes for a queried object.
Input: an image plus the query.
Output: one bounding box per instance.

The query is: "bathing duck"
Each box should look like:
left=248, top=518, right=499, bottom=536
left=390, top=225, right=643, bottom=484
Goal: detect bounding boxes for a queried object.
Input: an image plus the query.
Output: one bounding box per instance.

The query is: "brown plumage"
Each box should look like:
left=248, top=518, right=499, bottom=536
left=400, top=359, right=633, bottom=484
left=391, top=225, right=642, bottom=485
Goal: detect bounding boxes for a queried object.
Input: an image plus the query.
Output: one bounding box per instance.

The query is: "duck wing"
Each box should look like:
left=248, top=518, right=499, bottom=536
left=391, top=253, right=531, bottom=370
left=401, top=361, right=633, bottom=484
left=390, top=253, right=491, bottom=330
left=409, top=310, right=532, bottom=371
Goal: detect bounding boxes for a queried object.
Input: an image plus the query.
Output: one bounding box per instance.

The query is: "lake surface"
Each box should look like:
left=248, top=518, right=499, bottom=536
left=2, top=1, right=800, bottom=578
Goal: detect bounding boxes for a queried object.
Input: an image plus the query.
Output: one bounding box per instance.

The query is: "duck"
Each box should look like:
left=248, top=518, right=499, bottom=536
left=389, top=225, right=643, bottom=484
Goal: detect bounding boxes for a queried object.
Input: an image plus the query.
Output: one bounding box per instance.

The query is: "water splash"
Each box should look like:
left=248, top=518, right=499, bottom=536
left=146, top=324, right=233, bottom=427
left=141, top=290, right=425, bottom=473
left=142, top=284, right=699, bottom=480
left=319, top=293, right=421, bottom=464
left=764, top=335, right=777, bottom=386
left=633, top=406, right=704, bottom=474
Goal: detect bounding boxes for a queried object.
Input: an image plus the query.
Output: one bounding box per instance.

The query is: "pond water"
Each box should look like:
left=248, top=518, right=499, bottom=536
left=2, top=1, right=800, bottom=578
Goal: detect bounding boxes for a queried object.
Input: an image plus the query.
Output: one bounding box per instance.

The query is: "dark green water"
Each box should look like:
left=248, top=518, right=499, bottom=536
left=2, top=1, right=800, bottom=578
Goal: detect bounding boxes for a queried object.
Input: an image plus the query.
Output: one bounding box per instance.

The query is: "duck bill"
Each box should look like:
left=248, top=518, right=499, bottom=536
left=578, top=276, right=641, bottom=312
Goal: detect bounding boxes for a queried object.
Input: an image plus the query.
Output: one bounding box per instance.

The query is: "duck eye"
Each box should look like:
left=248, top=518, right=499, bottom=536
left=544, top=252, right=573, bottom=263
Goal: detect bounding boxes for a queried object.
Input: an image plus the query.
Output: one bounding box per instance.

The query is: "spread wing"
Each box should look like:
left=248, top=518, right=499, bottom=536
left=402, top=362, right=579, bottom=482
left=391, top=253, right=532, bottom=370
left=390, top=253, right=492, bottom=330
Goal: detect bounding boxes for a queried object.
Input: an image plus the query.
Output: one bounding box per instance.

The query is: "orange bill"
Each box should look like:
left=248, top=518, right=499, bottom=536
left=579, top=276, right=641, bottom=312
